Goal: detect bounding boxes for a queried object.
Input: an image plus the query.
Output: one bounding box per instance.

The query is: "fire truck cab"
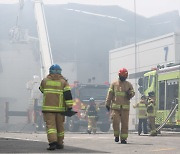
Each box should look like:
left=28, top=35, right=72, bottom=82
left=65, top=83, right=111, bottom=132
left=138, top=63, right=180, bottom=130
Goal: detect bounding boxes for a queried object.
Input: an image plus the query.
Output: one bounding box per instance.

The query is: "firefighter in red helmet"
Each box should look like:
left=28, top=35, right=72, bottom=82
left=106, top=68, right=135, bottom=144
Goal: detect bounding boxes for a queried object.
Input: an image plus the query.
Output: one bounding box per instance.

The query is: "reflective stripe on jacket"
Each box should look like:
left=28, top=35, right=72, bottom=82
left=111, top=104, right=130, bottom=110
left=40, top=74, right=73, bottom=112
left=105, top=80, right=135, bottom=110
left=138, top=103, right=147, bottom=118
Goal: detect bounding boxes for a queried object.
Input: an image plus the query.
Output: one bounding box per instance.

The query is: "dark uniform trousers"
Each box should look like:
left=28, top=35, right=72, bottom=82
left=43, top=112, right=65, bottom=145
left=112, top=108, right=129, bottom=140
left=138, top=118, right=148, bottom=134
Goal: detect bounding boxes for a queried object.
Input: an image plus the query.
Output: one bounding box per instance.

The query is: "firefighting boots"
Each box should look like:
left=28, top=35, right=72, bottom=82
left=56, top=144, right=64, bottom=149
left=87, top=130, right=91, bottom=134
left=114, top=137, right=119, bottom=142
left=47, top=142, right=57, bottom=150
left=121, top=139, right=127, bottom=144
left=150, top=132, right=157, bottom=136
left=150, top=130, right=157, bottom=136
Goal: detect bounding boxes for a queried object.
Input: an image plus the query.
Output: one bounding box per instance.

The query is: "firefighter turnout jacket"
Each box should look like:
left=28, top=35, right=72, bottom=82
left=86, top=104, right=97, bottom=117
left=39, top=74, right=73, bottom=112
left=106, top=80, right=135, bottom=110
left=133, top=100, right=147, bottom=119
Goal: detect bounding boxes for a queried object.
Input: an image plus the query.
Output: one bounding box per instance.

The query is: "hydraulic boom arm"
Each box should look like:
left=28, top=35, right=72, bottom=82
left=34, top=0, right=53, bottom=77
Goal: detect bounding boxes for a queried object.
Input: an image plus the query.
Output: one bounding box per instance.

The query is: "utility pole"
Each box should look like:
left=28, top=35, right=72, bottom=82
left=134, top=0, right=138, bottom=128
left=134, top=0, right=137, bottom=96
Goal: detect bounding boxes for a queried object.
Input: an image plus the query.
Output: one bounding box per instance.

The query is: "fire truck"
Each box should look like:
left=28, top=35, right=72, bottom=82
left=65, top=82, right=111, bottom=132
left=138, top=63, right=180, bottom=130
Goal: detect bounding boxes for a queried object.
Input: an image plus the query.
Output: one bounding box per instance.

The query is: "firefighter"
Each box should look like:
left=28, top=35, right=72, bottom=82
left=105, top=68, right=135, bottom=144
left=39, top=64, right=73, bottom=150
left=85, top=97, right=98, bottom=134
left=133, top=95, right=148, bottom=135
left=147, top=91, right=157, bottom=136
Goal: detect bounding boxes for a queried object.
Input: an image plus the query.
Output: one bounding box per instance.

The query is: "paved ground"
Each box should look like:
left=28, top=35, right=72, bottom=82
left=1, top=131, right=180, bottom=153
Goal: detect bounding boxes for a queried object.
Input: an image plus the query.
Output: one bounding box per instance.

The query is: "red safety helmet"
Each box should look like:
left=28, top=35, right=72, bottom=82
left=118, top=68, right=128, bottom=78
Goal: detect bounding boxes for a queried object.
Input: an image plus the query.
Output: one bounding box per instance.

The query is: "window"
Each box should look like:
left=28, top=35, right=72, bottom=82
left=159, top=81, right=165, bottom=110
left=149, top=75, right=153, bottom=87
left=165, top=80, right=179, bottom=110
left=79, top=86, right=108, bottom=101
left=143, top=76, right=149, bottom=91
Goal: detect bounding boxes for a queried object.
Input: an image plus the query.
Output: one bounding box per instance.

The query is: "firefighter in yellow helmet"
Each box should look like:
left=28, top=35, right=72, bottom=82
left=39, top=64, right=74, bottom=150
left=147, top=91, right=157, bottom=136
left=105, top=68, right=135, bottom=144
left=85, top=97, right=98, bottom=134
left=133, top=95, right=148, bottom=135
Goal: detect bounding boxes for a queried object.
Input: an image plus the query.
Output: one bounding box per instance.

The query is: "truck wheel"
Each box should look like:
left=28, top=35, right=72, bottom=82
left=100, top=123, right=110, bottom=132
left=68, top=116, right=79, bottom=132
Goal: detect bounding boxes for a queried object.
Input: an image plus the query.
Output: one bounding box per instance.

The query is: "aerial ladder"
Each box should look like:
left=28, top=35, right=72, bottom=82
left=34, top=0, right=53, bottom=77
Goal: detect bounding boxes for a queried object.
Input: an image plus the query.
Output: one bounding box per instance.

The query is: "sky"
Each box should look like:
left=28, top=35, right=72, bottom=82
left=0, top=0, right=180, bottom=17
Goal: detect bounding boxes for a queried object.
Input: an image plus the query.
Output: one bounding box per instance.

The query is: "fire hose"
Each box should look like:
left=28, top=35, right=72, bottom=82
left=156, top=103, right=178, bottom=132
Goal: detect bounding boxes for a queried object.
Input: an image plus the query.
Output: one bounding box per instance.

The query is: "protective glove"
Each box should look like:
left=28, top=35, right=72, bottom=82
left=106, top=105, right=110, bottom=112
left=126, top=91, right=131, bottom=100
left=39, top=87, right=43, bottom=93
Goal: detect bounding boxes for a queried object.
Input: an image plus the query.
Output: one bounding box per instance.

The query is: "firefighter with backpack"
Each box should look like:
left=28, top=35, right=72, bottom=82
left=85, top=97, right=98, bottom=134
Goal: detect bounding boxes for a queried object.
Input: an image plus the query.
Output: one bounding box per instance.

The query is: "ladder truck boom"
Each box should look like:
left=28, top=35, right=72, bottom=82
left=34, top=0, right=53, bottom=78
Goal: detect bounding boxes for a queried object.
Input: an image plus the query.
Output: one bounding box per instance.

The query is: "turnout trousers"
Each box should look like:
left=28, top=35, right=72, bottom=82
left=148, top=116, right=156, bottom=134
left=43, top=112, right=65, bottom=145
left=111, top=108, right=129, bottom=140
left=88, top=116, right=97, bottom=133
